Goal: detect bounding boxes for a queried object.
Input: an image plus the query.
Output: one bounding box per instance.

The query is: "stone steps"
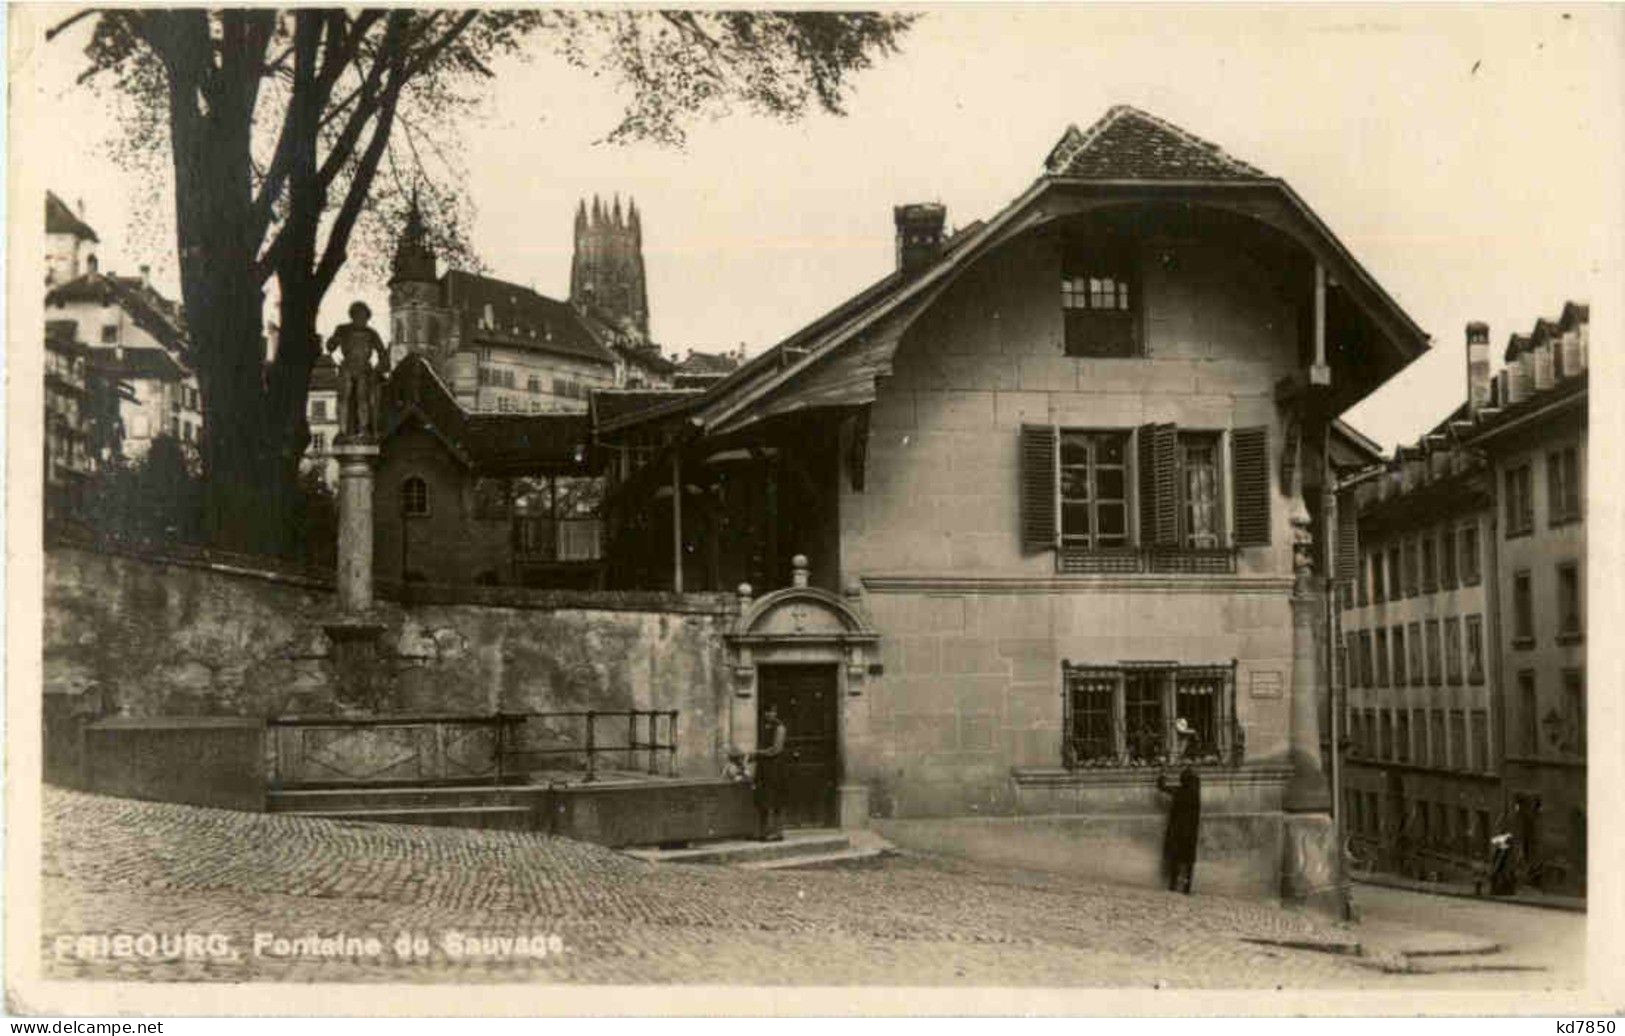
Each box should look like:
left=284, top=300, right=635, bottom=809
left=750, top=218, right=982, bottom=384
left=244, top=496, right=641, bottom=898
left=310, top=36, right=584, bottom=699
left=624, top=828, right=895, bottom=870
left=274, top=804, right=537, bottom=831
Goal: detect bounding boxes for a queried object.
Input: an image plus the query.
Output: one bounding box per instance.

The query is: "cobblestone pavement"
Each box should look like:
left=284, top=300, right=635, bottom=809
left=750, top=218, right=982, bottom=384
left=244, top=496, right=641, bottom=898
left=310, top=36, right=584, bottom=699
left=39, top=789, right=1461, bottom=987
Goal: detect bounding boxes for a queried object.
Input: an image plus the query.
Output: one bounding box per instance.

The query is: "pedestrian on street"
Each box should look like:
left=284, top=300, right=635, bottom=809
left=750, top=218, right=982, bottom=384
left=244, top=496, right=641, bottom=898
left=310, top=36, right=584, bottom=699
left=1157, top=765, right=1201, bottom=894
left=752, top=705, right=788, bottom=842
left=1488, top=832, right=1516, bottom=895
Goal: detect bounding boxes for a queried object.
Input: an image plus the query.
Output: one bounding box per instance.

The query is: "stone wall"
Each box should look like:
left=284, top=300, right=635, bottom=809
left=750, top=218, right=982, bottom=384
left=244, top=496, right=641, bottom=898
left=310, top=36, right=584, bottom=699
left=43, top=545, right=736, bottom=778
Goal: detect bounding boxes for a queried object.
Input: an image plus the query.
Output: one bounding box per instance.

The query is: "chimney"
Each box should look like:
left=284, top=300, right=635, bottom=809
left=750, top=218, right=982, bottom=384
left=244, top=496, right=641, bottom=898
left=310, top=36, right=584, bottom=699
left=86, top=254, right=99, bottom=275
left=139, top=264, right=151, bottom=288
left=894, top=203, right=946, bottom=275
left=1464, top=322, right=1490, bottom=413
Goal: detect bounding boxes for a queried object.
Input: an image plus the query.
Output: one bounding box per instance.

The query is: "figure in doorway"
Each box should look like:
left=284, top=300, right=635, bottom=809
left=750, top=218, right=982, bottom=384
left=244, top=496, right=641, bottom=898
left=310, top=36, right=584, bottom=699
left=1157, top=766, right=1202, bottom=894
left=752, top=705, right=788, bottom=842
left=326, top=301, right=390, bottom=441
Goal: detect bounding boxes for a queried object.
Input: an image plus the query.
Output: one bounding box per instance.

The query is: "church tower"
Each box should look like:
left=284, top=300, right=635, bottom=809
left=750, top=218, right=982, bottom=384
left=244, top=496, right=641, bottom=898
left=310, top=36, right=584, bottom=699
left=388, top=191, right=447, bottom=369
left=569, top=193, right=650, bottom=345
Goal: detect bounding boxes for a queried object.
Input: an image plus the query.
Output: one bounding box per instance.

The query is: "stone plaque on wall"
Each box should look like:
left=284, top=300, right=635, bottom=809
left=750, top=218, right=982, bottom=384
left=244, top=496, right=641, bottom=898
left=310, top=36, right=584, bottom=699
left=1249, top=671, right=1283, bottom=699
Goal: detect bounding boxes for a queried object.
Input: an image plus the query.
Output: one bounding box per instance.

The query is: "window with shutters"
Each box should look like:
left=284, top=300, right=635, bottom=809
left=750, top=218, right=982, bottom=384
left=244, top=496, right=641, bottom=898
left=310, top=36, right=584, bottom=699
left=1407, top=621, right=1424, bottom=686
left=1421, top=534, right=1437, bottom=593
left=1374, top=627, right=1390, bottom=688
left=1440, top=526, right=1457, bottom=589
left=1371, top=550, right=1385, bottom=603
left=1062, top=661, right=1238, bottom=768
left=1061, top=241, right=1139, bottom=357
left=1547, top=446, right=1581, bottom=526
left=1358, top=631, right=1373, bottom=689
left=1512, top=569, right=1534, bottom=647
left=1404, top=537, right=1420, bottom=597
left=1556, top=561, right=1582, bottom=643
left=1430, top=710, right=1447, bottom=768
left=1465, top=614, right=1485, bottom=684
left=1387, top=545, right=1403, bottom=600
left=1444, top=616, right=1463, bottom=685
left=1425, top=619, right=1443, bottom=685
left=1396, top=710, right=1411, bottom=763
left=1379, top=711, right=1393, bottom=760
left=1020, top=423, right=1267, bottom=573
left=1459, top=521, right=1481, bottom=585
left=1506, top=463, right=1534, bottom=537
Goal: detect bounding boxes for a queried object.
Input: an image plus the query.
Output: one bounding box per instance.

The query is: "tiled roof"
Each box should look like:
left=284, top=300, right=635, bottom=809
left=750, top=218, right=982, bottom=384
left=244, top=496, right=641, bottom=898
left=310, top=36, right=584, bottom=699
left=46, top=192, right=99, bottom=242
left=382, top=354, right=595, bottom=476
left=591, top=389, right=703, bottom=433
left=1044, top=105, right=1269, bottom=181
left=443, top=271, right=616, bottom=367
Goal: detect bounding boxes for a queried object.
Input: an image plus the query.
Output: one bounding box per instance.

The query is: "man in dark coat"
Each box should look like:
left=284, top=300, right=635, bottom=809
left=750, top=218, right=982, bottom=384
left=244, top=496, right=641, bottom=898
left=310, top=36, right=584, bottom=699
left=1157, top=766, right=1201, bottom=894
left=751, top=705, right=788, bottom=842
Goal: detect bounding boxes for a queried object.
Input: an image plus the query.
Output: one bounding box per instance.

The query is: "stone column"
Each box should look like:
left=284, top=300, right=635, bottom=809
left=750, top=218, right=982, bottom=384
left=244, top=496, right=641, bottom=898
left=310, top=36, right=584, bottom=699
left=333, top=442, right=381, bottom=613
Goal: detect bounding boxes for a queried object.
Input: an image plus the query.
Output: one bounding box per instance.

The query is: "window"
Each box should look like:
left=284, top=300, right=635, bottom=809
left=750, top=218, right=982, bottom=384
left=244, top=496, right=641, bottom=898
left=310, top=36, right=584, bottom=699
left=1562, top=669, right=1585, bottom=755
left=527, top=375, right=541, bottom=394
left=101, top=324, right=118, bottom=344
left=1379, top=711, right=1394, bottom=760
left=1370, top=551, right=1385, bottom=603
left=1060, top=431, right=1130, bottom=550
left=1513, top=570, right=1534, bottom=646
left=1407, top=622, right=1424, bottom=687
left=1465, top=614, right=1485, bottom=684
left=1391, top=625, right=1408, bottom=686
left=1557, top=562, right=1582, bottom=642
left=1061, top=242, right=1137, bottom=357
left=1471, top=710, right=1489, bottom=771
left=1374, top=628, right=1390, bottom=687
left=1396, top=710, right=1411, bottom=763
left=1430, top=710, right=1447, bottom=768
left=309, top=433, right=325, bottom=454
left=1401, top=538, right=1418, bottom=596
left=1022, top=424, right=1266, bottom=569
left=1440, top=526, right=1457, bottom=589
left=1344, top=632, right=1359, bottom=689
left=1425, top=619, right=1442, bottom=685
left=311, top=399, right=327, bottom=421
left=1444, top=616, right=1463, bottom=685
left=1506, top=463, right=1533, bottom=537
left=1547, top=446, right=1581, bottom=525
left=1449, top=710, right=1467, bottom=769
left=1063, top=662, right=1236, bottom=767
left=1387, top=545, right=1403, bottom=601
left=401, top=476, right=429, bottom=517
left=1518, top=671, right=1538, bottom=756
left=1460, top=521, right=1481, bottom=585
left=1358, top=631, right=1373, bottom=689
left=1421, top=535, right=1437, bottom=593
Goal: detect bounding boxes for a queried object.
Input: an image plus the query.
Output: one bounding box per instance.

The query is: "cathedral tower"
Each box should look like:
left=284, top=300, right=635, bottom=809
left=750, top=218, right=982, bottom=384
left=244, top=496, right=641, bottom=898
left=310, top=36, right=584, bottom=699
left=569, top=193, right=650, bottom=345
left=388, top=192, right=448, bottom=369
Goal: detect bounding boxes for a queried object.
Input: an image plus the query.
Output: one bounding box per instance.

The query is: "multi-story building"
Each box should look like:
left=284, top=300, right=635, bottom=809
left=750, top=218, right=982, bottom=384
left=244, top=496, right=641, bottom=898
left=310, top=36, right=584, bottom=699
left=1339, top=323, right=1500, bottom=882
left=672, top=347, right=746, bottom=389
left=44, top=215, right=201, bottom=460
left=302, top=354, right=341, bottom=486
left=387, top=199, right=621, bottom=415
left=1463, top=302, right=1588, bottom=896
left=46, top=192, right=99, bottom=289
left=44, top=321, right=100, bottom=510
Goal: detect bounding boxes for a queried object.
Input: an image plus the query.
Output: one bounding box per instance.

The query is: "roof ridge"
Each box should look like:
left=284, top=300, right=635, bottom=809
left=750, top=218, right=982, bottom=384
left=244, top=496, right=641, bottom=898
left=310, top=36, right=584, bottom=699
left=1045, top=104, right=1268, bottom=180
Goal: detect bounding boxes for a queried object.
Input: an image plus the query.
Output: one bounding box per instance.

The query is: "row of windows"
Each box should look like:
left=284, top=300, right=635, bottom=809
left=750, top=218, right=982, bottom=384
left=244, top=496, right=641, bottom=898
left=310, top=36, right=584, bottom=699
left=1347, top=706, right=1490, bottom=772
left=1344, top=614, right=1485, bottom=689
left=1514, top=668, right=1585, bottom=758
left=1505, top=446, right=1582, bottom=536
left=1064, top=663, right=1236, bottom=767
left=1351, top=520, right=1482, bottom=608
left=1510, top=562, right=1583, bottom=646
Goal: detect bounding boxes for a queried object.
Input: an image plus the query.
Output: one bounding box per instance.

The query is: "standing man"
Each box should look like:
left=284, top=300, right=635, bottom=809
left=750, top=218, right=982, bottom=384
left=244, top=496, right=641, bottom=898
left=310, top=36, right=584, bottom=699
left=752, top=704, right=788, bottom=842
left=327, top=301, right=390, bottom=441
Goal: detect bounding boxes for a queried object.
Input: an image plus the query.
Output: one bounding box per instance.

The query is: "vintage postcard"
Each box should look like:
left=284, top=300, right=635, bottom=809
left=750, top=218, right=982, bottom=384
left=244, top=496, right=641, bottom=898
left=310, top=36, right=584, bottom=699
left=6, top=1, right=1622, bottom=1018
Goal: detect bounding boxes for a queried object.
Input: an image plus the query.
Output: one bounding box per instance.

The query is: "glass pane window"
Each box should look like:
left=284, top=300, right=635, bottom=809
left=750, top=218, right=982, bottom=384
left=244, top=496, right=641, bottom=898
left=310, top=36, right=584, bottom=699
left=1067, top=671, right=1117, bottom=764
left=1059, top=431, right=1129, bottom=549
left=1557, top=562, right=1582, bottom=638
left=1179, top=434, right=1221, bottom=548
left=1124, top=671, right=1165, bottom=763
left=1391, top=626, right=1408, bottom=686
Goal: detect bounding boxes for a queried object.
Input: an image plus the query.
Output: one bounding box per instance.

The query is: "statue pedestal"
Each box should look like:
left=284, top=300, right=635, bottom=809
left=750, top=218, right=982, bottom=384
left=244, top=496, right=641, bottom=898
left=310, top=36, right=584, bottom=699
left=326, top=440, right=388, bottom=713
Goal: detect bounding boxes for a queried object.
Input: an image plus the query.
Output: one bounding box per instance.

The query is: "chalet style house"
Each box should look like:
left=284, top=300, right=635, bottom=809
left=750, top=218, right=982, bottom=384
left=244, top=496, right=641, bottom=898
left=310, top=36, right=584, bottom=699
left=581, top=106, right=1429, bottom=894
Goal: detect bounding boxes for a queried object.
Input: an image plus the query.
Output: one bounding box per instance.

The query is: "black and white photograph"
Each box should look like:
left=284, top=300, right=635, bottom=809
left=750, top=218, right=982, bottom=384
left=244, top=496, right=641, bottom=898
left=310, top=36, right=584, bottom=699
left=7, top=1, right=1621, bottom=1018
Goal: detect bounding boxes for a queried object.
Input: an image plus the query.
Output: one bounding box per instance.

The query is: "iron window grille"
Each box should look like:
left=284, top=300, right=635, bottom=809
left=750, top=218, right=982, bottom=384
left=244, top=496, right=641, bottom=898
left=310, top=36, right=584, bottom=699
left=1062, top=661, right=1240, bottom=769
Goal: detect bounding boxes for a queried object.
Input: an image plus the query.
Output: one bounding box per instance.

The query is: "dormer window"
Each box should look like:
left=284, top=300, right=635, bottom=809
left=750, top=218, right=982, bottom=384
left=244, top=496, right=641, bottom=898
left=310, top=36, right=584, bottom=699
left=1061, top=241, right=1139, bottom=357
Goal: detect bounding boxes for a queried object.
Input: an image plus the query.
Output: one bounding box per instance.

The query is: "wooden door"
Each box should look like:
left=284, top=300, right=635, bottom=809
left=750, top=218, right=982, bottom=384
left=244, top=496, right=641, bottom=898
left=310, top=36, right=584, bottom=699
left=758, top=664, right=839, bottom=828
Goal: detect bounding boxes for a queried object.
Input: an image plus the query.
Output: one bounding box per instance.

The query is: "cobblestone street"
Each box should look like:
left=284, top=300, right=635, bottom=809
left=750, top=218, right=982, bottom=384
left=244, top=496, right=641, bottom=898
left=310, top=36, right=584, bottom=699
left=37, top=789, right=1530, bottom=987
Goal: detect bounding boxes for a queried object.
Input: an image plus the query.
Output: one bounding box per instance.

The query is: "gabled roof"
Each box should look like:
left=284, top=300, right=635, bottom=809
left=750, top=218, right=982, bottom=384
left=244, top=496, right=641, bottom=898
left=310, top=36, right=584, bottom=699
left=675, top=350, right=740, bottom=376
left=382, top=354, right=596, bottom=476
left=442, top=271, right=617, bottom=367
left=631, top=106, right=1427, bottom=441
left=46, top=192, right=99, bottom=242
left=1044, top=105, right=1268, bottom=181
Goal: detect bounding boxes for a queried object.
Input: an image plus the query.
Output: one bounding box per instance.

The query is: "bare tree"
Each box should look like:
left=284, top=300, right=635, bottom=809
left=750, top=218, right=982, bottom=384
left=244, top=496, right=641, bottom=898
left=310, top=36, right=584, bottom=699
left=52, top=9, right=916, bottom=552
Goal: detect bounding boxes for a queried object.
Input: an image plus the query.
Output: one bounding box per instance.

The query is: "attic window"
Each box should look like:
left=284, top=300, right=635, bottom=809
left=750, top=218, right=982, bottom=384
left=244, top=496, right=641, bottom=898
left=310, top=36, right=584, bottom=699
left=1061, top=241, right=1139, bottom=358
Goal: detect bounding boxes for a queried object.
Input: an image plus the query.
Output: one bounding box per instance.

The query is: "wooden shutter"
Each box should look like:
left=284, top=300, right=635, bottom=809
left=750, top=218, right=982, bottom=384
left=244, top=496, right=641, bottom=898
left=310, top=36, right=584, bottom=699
left=1137, top=423, right=1178, bottom=547
left=1019, top=424, right=1057, bottom=553
left=1334, top=490, right=1359, bottom=582
left=1231, top=426, right=1271, bottom=546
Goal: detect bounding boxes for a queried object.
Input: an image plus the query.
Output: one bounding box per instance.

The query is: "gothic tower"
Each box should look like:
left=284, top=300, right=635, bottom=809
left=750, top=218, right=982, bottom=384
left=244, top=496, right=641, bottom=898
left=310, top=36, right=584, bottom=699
left=569, top=193, right=650, bottom=345
left=388, top=191, right=448, bottom=369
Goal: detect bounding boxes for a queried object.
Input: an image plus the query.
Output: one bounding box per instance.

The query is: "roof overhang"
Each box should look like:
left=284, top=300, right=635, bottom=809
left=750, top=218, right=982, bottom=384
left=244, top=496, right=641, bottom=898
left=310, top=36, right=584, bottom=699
left=674, top=176, right=1428, bottom=440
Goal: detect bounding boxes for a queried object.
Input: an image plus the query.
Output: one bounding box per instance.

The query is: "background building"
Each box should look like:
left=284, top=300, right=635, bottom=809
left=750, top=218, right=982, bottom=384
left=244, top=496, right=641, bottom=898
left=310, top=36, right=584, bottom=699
left=1465, top=302, right=1588, bottom=896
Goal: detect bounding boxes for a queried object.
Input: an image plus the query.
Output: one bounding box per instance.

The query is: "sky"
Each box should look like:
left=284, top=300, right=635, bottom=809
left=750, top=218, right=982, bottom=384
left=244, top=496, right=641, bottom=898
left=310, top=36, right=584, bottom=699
left=22, top=4, right=1624, bottom=451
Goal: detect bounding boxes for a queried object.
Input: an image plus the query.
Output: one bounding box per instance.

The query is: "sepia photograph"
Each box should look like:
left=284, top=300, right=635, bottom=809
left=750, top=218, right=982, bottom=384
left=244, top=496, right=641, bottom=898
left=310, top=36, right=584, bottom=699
left=6, top=1, right=1621, bottom=1018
